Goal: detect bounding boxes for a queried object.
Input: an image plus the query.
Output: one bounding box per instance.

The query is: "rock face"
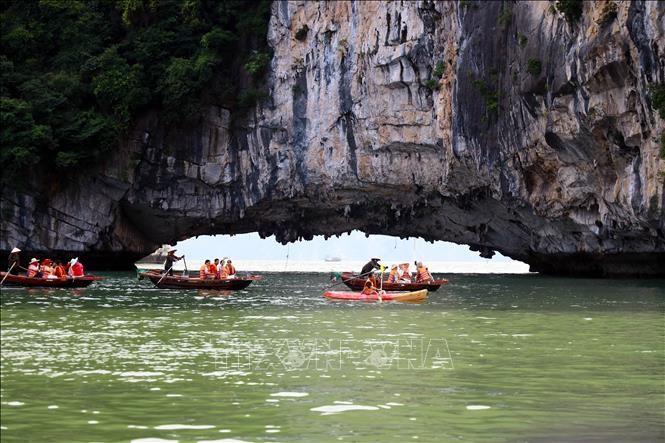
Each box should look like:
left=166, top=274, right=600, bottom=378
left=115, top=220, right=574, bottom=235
left=2, top=0, right=664, bottom=276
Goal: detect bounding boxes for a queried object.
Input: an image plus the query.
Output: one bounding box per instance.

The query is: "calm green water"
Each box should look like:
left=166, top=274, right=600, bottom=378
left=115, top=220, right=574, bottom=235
left=1, top=272, right=663, bottom=443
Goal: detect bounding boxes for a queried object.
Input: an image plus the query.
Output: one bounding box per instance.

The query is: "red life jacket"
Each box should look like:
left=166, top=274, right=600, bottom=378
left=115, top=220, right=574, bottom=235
left=27, top=263, right=39, bottom=278
left=71, top=262, right=84, bottom=277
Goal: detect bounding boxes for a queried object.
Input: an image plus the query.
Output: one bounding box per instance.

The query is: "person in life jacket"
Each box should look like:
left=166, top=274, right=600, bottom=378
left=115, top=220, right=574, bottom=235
left=217, top=259, right=228, bottom=278
left=387, top=264, right=399, bottom=283
left=41, top=259, right=54, bottom=278
left=53, top=261, right=66, bottom=278
left=210, top=258, right=220, bottom=279
left=415, top=261, right=433, bottom=283
left=398, top=263, right=412, bottom=282
left=224, top=259, right=236, bottom=278
left=360, top=279, right=379, bottom=296
left=27, top=258, right=41, bottom=278
left=200, top=260, right=212, bottom=279
left=69, top=258, right=84, bottom=277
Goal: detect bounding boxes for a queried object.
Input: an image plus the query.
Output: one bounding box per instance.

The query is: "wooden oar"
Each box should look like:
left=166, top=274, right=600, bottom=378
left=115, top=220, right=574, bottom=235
left=378, top=266, right=384, bottom=303
left=323, top=268, right=379, bottom=291
left=156, top=265, right=174, bottom=287
left=1, top=263, right=16, bottom=286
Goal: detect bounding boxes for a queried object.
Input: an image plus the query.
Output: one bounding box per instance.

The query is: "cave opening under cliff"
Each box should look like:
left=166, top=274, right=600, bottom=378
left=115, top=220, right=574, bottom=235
left=139, top=231, right=529, bottom=274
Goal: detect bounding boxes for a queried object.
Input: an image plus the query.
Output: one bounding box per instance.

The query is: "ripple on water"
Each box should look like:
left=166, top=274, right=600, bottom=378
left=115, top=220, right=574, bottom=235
left=269, top=392, right=309, bottom=397
left=198, top=439, right=253, bottom=443
left=154, top=424, right=215, bottom=430
left=311, top=404, right=380, bottom=415
left=130, top=439, right=178, bottom=443
left=466, top=405, right=491, bottom=410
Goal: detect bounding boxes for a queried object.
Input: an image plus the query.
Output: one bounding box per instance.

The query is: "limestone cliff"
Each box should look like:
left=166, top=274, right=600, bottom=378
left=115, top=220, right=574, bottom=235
left=2, top=0, right=664, bottom=276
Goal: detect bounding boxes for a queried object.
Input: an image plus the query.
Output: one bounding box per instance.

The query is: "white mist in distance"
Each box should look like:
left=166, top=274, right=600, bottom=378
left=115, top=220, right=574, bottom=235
left=170, top=231, right=531, bottom=274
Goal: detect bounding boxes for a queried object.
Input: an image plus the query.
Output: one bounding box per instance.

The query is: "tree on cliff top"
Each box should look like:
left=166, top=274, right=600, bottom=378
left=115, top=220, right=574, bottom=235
left=0, top=0, right=271, bottom=186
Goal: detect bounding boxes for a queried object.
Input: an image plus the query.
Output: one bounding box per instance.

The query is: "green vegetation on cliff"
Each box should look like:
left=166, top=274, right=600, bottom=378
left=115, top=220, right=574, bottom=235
left=0, top=0, right=271, bottom=184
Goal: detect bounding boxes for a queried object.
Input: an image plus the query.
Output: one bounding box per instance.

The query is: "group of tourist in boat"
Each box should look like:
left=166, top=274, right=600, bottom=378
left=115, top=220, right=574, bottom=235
left=358, top=257, right=434, bottom=296
left=158, top=247, right=237, bottom=280
left=7, top=247, right=85, bottom=279
left=4, top=247, right=443, bottom=298
left=198, top=257, right=237, bottom=279
left=360, top=257, right=434, bottom=283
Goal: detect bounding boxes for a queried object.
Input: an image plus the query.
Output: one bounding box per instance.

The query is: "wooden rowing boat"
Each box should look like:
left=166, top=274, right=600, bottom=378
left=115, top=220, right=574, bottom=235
left=340, top=272, right=448, bottom=292
left=0, top=272, right=103, bottom=288
left=323, top=289, right=428, bottom=302
left=138, top=270, right=261, bottom=290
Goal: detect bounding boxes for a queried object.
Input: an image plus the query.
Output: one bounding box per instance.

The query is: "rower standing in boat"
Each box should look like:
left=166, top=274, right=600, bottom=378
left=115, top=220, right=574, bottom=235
left=360, top=258, right=382, bottom=287
left=164, top=248, right=183, bottom=276
left=360, top=258, right=381, bottom=276
left=7, top=247, right=21, bottom=276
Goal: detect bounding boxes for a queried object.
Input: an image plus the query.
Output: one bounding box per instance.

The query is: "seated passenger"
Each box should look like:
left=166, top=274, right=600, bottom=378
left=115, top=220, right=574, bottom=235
left=387, top=264, right=399, bottom=283
left=69, top=258, right=84, bottom=277
left=398, top=263, right=412, bottom=282
left=210, top=259, right=219, bottom=279
left=218, top=260, right=229, bottom=279
left=415, top=261, right=433, bottom=283
left=27, top=258, right=41, bottom=278
left=53, top=261, right=66, bottom=278
left=360, top=279, right=379, bottom=296
left=41, top=259, right=54, bottom=278
left=225, top=259, right=236, bottom=278
left=200, top=260, right=212, bottom=279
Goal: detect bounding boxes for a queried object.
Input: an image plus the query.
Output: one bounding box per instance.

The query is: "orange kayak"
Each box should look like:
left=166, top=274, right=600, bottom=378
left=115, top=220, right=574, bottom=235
left=323, top=289, right=428, bottom=302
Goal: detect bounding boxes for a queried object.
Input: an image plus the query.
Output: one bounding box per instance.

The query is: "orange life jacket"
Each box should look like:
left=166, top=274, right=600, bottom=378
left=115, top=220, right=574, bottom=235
left=54, top=265, right=66, bottom=278
left=199, top=265, right=208, bottom=279
left=225, top=264, right=236, bottom=275
left=387, top=269, right=398, bottom=283
left=219, top=266, right=229, bottom=278
left=416, top=266, right=431, bottom=282
left=361, top=279, right=378, bottom=295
